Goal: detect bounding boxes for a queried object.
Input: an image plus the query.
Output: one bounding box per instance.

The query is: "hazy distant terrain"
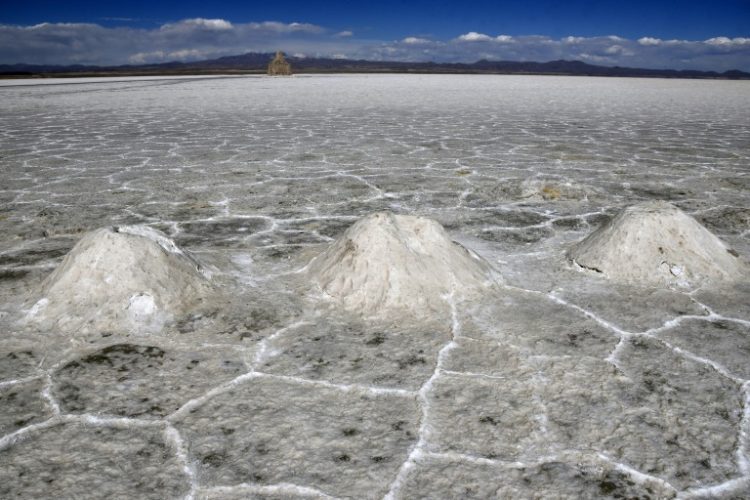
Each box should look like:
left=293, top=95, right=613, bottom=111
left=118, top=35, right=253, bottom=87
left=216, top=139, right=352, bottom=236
left=2, top=52, right=749, bottom=79
left=0, top=75, right=749, bottom=498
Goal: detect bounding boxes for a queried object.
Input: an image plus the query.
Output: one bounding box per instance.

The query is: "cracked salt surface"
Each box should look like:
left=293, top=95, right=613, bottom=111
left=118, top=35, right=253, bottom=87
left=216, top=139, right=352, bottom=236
left=1, top=74, right=749, bottom=498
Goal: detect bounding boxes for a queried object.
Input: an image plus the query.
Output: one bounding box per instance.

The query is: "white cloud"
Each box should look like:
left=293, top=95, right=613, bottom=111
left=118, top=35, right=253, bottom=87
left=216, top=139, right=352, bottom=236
left=402, top=37, right=431, bottom=45
left=336, top=30, right=353, bottom=37
left=605, top=44, right=634, bottom=56
left=456, top=32, right=514, bottom=43
left=457, top=32, right=494, bottom=42
left=128, top=48, right=210, bottom=64
left=705, top=37, right=750, bottom=46
left=24, top=22, right=98, bottom=30
left=160, top=18, right=234, bottom=32
left=128, top=51, right=165, bottom=64
left=578, top=53, right=614, bottom=64
left=241, top=21, right=323, bottom=34
left=167, top=48, right=208, bottom=60
left=638, top=37, right=662, bottom=46
left=706, top=37, right=732, bottom=46
left=283, top=22, right=324, bottom=33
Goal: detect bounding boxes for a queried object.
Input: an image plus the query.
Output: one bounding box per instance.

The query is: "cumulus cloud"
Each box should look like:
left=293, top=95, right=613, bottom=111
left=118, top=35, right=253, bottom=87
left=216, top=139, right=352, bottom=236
left=605, top=44, right=634, bottom=56
left=0, top=20, right=748, bottom=72
left=402, top=37, right=432, bottom=45
left=128, top=49, right=210, bottom=64
left=705, top=36, right=750, bottom=47
left=456, top=32, right=514, bottom=44
left=638, top=37, right=662, bottom=46
left=160, top=18, right=234, bottom=32
left=456, top=32, right=494, bottom=42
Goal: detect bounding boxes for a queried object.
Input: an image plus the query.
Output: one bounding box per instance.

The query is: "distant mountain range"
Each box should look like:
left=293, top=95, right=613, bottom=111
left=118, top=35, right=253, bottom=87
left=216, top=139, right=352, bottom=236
left=1, top=52, right=748, bottom=79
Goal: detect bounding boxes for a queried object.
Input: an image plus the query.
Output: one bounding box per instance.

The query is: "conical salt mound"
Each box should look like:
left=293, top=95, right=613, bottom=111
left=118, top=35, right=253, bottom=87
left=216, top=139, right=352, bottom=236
left=26, top=225, right=213, bottom=333
left=568, top=201, right=746, bottom=288
left=307, top=212, right=497, bottom=318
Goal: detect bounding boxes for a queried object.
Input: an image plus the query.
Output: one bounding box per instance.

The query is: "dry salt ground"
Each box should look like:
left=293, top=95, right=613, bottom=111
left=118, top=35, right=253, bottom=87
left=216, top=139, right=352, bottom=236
left=1, top=74, right=749, bottom=499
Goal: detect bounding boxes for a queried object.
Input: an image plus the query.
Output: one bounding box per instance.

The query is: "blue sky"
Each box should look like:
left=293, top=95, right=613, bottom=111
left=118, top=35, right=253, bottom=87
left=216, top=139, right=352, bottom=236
left=1, top=1, right=749, bottom=70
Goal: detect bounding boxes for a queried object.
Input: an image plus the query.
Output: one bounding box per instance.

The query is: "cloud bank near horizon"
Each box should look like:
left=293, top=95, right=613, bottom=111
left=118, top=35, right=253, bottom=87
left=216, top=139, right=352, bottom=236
left=1, top=18, right=749, bottom=72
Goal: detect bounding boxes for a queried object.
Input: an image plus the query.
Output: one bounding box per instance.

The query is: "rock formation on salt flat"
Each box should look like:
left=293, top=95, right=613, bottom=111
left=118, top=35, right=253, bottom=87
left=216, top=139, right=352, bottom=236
left=307, top=212, right=497, bottom=319
left=518, top=178, right=592, bottom=201
left=267, top=51, right=292, bottom=76
left=25, top=225, right=213, bottom=333
left=473, top=177, right=596, bottom=205
left=568, top=201, right=746, bottom=288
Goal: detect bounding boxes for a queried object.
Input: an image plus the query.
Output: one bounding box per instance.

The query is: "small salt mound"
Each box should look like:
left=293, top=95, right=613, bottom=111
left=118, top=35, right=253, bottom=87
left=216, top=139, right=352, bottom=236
left=26, top=225, right=213, bottom=333
left=307, top=212, right=497, bottom=319
left=568, top=201, right=746, bottom=288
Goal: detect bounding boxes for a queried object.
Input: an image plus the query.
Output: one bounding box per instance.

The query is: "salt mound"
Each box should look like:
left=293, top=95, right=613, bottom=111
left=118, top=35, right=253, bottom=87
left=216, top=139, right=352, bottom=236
left=26, top=225, right=213, bottom=333
left=568, top=201, right=746, bottom=288
left=307, top=212, right=496, bottom=318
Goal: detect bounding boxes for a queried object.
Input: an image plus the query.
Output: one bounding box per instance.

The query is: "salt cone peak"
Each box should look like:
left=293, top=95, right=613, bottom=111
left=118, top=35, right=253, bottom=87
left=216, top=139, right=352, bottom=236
left=568, top=201, right=746, bottom=288
left=26, top=225, right=213, bottom=333
left=307, top=212, right=497, bottom=319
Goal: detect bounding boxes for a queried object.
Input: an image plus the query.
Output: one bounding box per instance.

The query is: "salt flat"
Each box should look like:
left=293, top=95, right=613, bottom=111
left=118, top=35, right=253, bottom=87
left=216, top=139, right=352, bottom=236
left=0, top=74, right=749, bottom=499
